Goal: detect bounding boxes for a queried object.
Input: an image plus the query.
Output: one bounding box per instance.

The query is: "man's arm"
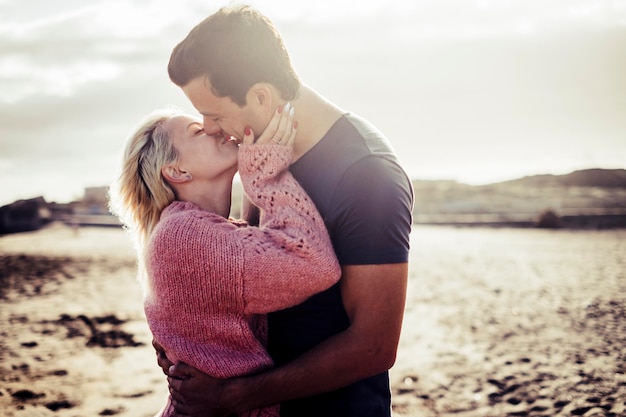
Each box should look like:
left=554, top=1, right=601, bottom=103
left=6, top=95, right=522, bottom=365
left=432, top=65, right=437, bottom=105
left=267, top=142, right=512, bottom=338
left=168, top=262, right=408, bottom=415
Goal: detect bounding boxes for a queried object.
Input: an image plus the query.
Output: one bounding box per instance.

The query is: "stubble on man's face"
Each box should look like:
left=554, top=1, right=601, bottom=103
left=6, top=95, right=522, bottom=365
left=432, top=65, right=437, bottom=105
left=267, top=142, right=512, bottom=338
left=181, top=77, right=244, bottom=138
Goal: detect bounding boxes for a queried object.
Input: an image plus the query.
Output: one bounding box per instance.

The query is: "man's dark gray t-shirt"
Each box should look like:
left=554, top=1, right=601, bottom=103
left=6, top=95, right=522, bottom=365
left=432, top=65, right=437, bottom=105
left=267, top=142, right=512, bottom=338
left=267, top=113, right=414, bottom=417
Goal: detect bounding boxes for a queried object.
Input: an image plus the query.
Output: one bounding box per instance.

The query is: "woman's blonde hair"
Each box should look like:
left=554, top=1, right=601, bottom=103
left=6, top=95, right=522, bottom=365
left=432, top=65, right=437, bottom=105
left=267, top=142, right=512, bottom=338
left=109, top=109, right=182, bottom=252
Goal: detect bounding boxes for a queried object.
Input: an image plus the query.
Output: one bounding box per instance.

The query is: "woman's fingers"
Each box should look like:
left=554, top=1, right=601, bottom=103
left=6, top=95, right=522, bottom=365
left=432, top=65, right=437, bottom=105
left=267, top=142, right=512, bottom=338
left=242, top=125, right=254, bottom=145
left=255, top=103, right=296, bottom=146
left=286, top=119, right=298, bottom=146
left=256, top=105, right=285, bottom=145
left=272, top=104, right=292, bottom=144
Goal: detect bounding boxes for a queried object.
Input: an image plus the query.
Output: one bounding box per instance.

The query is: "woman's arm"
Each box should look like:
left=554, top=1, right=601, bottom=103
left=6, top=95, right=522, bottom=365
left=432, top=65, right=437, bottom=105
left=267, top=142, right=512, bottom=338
left=166, top=263, right=408, bottom=417
left=234, top=111, right=340, bottom=313
left=148, top=107, right=338, bottom=316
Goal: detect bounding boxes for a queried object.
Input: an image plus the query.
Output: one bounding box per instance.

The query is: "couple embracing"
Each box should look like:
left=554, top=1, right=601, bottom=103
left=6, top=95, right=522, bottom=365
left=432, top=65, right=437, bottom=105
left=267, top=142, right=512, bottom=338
left=110, top=5, right=413, bottom=417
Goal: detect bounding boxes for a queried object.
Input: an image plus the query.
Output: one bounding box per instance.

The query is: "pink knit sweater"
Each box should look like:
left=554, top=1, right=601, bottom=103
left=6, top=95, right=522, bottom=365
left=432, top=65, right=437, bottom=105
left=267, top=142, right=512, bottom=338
left=144, top=144, right=341, bottom=417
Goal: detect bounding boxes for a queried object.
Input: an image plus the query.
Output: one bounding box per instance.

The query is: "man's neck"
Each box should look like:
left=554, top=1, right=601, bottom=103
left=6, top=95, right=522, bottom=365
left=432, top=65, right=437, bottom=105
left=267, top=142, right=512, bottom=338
left=290, top=85, right=344, bottom=162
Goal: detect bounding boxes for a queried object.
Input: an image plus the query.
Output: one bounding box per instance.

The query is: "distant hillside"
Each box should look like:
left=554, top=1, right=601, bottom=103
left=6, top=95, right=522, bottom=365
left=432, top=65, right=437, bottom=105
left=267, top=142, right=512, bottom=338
left=411, top=168, right=626, bottom=228
left=495, top=168, right=626, bottom=188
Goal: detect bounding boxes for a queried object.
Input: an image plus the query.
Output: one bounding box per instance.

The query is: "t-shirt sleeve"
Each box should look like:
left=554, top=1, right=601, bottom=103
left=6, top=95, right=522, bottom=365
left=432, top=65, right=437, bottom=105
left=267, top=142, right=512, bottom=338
left=331, top=155, right=413, bottom=265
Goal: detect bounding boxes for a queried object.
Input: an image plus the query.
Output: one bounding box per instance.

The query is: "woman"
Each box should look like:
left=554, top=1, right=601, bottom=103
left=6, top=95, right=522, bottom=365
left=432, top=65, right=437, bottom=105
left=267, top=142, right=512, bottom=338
left=109, top=104, right=341, bottom=417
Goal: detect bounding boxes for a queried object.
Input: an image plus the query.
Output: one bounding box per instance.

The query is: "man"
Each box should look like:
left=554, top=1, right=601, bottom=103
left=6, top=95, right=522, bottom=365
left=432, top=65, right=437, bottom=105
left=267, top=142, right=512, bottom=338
left=160, top=5, right=413, bottom=416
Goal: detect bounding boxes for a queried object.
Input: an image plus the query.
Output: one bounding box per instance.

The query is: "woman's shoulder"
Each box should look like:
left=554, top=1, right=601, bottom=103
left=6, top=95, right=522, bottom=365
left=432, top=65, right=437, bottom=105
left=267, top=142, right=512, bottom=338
left=148, top=202, right=233, bottom=251
left=147, top=202, right=245, bottom=263
left=162, top=200, right=200, bottom=216
left=157, top=201, right=242, bottom=238
left=160, top=201, right=225, bottom=227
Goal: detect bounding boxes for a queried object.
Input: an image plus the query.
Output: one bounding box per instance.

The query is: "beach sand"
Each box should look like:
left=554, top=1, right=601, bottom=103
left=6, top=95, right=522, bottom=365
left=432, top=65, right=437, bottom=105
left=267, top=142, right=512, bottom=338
left=1, top=223, right=625, bottom=416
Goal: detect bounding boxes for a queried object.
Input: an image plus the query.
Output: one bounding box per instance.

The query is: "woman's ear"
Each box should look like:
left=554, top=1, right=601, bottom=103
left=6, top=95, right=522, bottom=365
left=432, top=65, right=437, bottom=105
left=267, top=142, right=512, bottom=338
left=162, top=165, right=192, bottom=184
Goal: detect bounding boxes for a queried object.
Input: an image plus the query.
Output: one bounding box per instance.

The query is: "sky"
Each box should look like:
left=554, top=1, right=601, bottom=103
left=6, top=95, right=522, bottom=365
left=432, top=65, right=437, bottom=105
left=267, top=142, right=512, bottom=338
left=1, top=0, right=625, bottom=205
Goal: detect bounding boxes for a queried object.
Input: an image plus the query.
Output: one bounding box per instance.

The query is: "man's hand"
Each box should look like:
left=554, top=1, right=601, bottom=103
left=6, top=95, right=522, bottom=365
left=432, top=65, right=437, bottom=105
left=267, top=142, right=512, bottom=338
left=153, top=339, right=173, bottom=376
left=167, top=362, right=231, bottom=417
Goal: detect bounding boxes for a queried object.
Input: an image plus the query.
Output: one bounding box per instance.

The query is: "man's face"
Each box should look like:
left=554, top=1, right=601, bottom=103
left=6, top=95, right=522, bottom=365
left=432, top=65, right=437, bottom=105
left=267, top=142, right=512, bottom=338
left=182, top=77, right=255, bottom=140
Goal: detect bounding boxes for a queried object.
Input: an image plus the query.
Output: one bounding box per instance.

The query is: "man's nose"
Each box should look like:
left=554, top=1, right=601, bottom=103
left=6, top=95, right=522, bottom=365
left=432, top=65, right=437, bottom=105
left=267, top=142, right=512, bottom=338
left=202, top=118, right=222, bottom=135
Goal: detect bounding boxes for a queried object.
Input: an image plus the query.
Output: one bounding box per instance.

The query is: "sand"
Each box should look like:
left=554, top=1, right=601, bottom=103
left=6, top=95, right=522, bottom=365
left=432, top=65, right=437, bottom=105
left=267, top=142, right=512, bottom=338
left=1, top=223, right=625, bottom=417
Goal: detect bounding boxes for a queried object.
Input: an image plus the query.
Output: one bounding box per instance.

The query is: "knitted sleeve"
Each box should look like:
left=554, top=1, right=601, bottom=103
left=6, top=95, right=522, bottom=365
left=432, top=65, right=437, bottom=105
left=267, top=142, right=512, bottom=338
left=237, top=144, right=341, bottom=314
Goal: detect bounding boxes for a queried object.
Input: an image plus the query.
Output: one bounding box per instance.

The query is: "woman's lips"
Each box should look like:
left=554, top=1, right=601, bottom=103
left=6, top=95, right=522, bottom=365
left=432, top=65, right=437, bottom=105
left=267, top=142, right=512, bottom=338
left=221, top=134, right=240, bottom=145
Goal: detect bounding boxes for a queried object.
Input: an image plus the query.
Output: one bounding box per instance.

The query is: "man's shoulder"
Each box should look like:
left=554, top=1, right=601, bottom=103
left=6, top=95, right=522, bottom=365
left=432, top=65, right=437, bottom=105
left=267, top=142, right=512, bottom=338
left=298, top=113, right=402, bottom=175
left=292, top=114, right=411, bottom=213
left=342, top=113, right=398, bottom=158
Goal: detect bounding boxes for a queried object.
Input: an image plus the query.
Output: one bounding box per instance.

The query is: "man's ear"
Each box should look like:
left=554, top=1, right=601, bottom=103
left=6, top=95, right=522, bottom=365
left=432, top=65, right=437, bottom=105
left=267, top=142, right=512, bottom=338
left=162, top=165, right=192, bottom=184
left=246, top=83, right=274, bottom=110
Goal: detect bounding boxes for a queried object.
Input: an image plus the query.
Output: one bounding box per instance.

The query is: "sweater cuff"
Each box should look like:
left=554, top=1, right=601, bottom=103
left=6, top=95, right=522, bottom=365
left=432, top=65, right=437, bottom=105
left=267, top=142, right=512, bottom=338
left=238, top=145, right=292, bottom=177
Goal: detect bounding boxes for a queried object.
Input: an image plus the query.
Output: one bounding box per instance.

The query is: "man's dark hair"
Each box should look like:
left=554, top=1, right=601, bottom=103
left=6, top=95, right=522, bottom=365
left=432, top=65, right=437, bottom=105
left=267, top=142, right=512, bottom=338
left=168, top=5, right=301, bottom=106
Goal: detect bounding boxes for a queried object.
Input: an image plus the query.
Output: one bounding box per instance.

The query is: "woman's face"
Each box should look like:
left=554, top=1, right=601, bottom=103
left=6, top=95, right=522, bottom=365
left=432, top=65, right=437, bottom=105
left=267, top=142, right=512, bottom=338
left=165, top=115, right=239, bottom=182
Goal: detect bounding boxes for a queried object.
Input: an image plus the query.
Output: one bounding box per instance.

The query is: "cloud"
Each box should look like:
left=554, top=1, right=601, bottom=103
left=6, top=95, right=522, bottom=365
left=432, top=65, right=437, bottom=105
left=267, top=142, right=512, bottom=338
left=1, top=0, right=625, bottom=204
